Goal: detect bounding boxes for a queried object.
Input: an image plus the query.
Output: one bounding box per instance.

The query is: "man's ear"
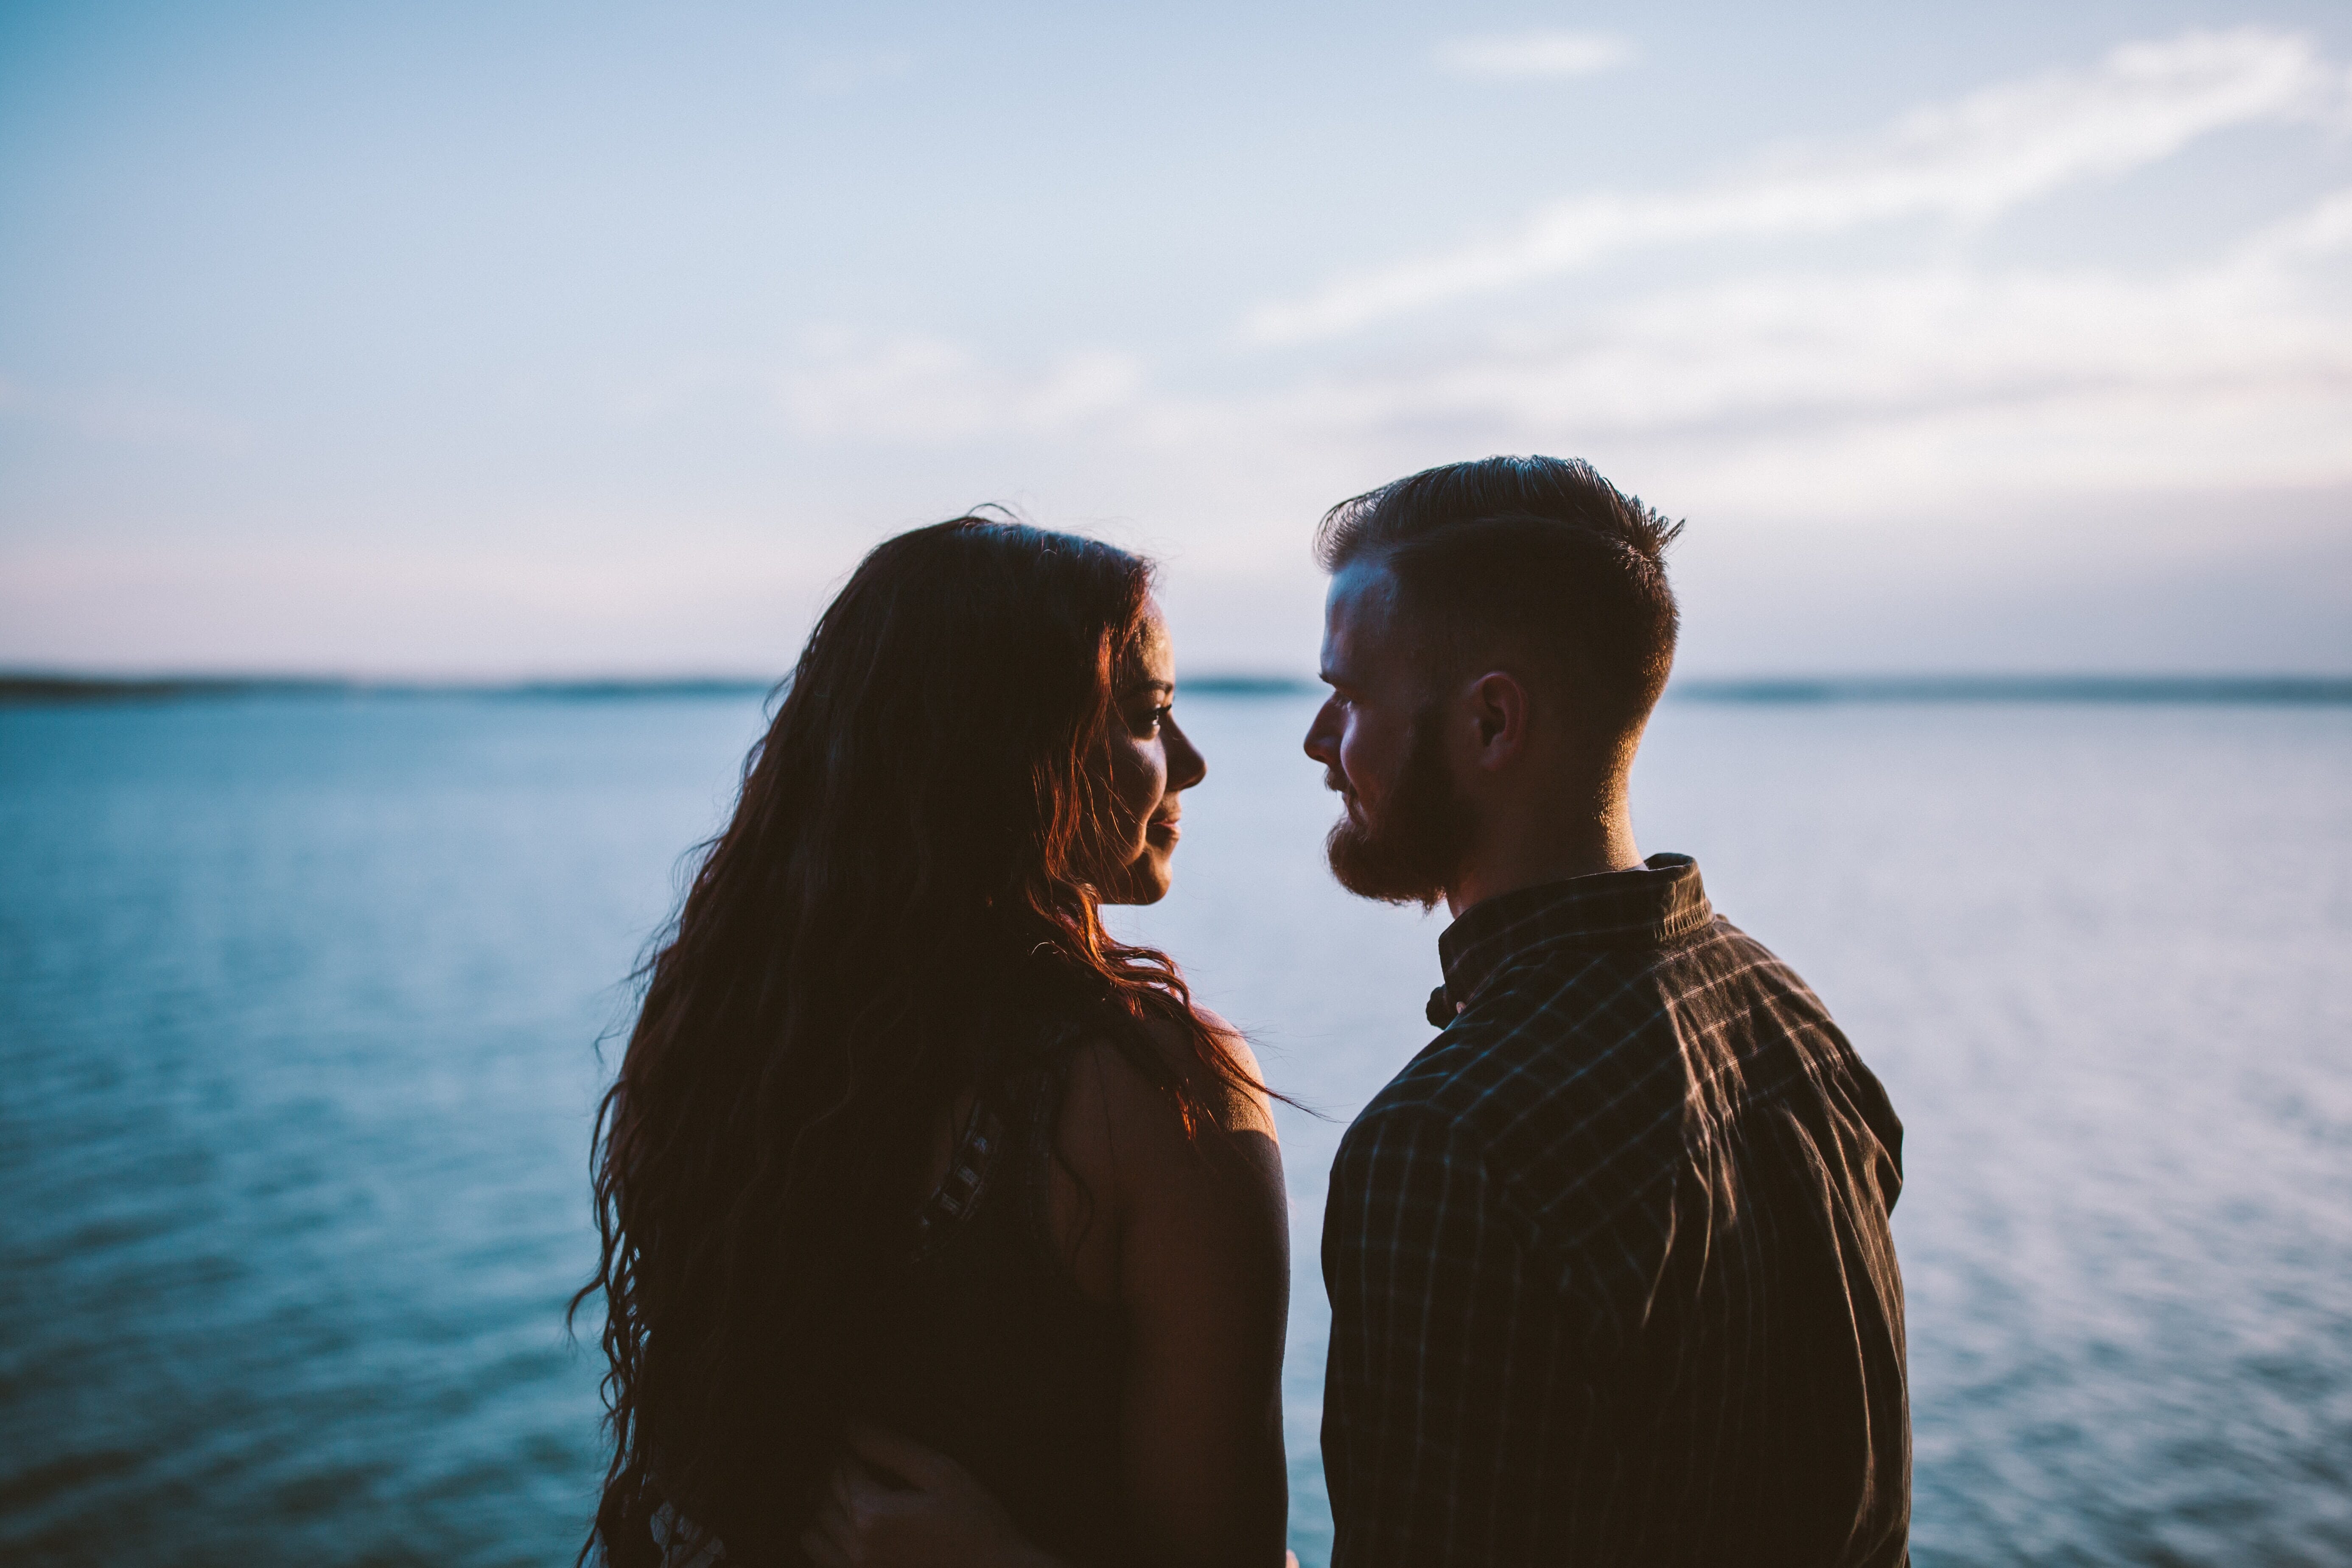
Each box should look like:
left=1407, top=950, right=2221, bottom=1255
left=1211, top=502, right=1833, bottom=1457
left=1465, top=670, right=1530, bottom=772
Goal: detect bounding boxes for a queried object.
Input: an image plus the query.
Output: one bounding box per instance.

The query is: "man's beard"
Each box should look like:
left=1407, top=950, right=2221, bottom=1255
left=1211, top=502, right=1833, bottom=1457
left=1325, top=706, right=1477, bottom=910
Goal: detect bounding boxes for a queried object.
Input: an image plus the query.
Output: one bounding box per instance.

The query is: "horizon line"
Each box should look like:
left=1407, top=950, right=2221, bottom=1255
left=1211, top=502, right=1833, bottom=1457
left=5, top=671, right=2352, bottom=707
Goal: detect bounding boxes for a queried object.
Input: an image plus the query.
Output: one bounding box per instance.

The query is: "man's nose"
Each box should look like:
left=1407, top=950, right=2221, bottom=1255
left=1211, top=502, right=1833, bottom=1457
left=1303, top=697, right=1339, bottom=764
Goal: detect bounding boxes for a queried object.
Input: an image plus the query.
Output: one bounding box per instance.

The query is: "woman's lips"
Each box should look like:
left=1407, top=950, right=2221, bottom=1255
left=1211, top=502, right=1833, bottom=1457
left=1146, top=814, right=1181, bottom=844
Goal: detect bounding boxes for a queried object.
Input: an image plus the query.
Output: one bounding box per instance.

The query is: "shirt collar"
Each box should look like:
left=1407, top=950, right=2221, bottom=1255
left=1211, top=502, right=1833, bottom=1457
left=1433, top=853, right=1714, bottom=1016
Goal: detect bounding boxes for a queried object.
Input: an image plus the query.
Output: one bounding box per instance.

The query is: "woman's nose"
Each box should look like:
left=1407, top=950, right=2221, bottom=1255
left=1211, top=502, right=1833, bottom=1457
left=1167, top=716, right=1207, bottom=790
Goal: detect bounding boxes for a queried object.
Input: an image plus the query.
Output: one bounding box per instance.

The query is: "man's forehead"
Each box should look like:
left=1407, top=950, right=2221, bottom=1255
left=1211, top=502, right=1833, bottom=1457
left=1330, top=560, right=1403, bottom=622
left=1322, top=561, right=1403, bottom=671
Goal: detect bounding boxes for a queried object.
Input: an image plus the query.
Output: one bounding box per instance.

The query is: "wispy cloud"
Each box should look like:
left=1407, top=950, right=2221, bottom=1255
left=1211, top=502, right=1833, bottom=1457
left=1210, top=188, right=2352, bottom=519
left=1278, top=191, right=2352, bottom=432
left=1249, top=28, right=2348, bottom=344
left=1434, top=30, right=1635, bottom=81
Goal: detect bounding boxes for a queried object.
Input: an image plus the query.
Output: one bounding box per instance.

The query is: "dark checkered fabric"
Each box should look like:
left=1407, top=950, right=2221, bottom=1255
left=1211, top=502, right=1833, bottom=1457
left=1321, top=854, right=1910, bottom=1567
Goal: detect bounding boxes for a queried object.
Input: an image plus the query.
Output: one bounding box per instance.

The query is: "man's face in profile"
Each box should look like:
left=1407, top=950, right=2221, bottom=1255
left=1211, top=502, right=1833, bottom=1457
left=1304, top=562, right=1476, bottom=910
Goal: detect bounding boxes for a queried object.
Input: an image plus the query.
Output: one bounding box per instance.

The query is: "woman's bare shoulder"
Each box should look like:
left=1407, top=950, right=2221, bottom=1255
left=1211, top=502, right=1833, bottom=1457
left=1129, top=1008, right=1275, bottom=1139
left=1056, top=1008, right=1277, bottom=1195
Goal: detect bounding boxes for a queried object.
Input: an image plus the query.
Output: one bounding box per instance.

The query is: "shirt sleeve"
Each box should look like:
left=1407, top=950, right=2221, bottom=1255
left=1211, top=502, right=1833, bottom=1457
left=1320, top=1104, right=1568, bottom=1568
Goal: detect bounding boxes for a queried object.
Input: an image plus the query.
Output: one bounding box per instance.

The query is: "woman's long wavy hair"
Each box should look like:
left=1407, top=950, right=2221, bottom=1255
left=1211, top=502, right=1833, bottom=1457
left=574, top=517, right=1252, bottom=1565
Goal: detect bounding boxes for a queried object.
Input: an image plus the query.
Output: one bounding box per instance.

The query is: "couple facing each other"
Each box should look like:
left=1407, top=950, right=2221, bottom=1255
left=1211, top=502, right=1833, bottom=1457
left=580, top=455, right=1911, bottom=1568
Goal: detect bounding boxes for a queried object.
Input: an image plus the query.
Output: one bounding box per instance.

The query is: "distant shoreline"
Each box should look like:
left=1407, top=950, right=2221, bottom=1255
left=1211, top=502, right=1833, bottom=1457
left=0, top=674, right=777, bottom=706
left=4, top=672, right=2351, bottom=707
left=1669, top=675, right=2352, bottom=705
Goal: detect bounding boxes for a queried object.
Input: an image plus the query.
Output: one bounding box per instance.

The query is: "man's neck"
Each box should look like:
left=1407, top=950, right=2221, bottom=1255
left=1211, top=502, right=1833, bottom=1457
left=1444, top=808, right=1642, bottom=920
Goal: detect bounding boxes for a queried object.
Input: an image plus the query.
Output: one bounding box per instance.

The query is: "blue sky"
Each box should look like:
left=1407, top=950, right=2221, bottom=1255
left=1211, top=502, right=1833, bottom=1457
left=3, top=0, right=2349, bottom=677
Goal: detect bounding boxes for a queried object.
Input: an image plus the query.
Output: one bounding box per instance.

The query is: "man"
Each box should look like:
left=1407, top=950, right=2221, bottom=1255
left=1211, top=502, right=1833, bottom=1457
left=1305, top=455, right=1909, bottom=1567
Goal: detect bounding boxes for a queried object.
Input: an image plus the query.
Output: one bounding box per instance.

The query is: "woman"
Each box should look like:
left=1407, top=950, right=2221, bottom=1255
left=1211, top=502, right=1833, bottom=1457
left=578, top=517, right=1291, bottom=1568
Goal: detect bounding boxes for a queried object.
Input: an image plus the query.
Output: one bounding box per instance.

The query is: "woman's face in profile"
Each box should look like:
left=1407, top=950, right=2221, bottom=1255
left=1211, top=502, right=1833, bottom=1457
left=1098, top=606, right=1207, bottom=906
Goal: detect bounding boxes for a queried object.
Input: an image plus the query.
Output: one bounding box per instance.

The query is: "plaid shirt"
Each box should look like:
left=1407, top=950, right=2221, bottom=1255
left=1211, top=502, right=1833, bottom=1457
left=1321, top=855, right=1909, bottom=1567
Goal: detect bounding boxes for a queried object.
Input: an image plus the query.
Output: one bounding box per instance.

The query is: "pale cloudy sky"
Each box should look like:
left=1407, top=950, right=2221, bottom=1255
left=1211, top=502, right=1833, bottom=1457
left=3, top=1, right=2348, bottom=678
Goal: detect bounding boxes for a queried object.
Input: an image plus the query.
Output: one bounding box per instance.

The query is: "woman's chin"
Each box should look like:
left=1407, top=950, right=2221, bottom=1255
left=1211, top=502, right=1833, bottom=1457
left=1100, top=851, right=1174, bottom=907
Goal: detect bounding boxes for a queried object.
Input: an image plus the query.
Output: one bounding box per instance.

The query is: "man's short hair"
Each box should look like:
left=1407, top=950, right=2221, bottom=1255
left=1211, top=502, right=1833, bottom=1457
left=1315, top=455, right=1683, bottom=739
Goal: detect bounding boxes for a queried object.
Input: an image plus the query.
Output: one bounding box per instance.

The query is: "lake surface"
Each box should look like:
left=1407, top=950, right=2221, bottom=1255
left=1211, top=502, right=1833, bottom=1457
left=3, top=691, right=2347, bottom=1566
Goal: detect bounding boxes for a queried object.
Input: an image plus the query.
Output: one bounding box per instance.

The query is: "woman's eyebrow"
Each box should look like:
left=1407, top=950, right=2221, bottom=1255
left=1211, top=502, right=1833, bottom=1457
left=1120, top=678, right=1176, bottom=698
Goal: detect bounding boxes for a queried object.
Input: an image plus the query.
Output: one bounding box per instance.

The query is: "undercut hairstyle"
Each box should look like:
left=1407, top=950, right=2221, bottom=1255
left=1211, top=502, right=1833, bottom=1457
left=1315, top=455, right=1684, bottom=740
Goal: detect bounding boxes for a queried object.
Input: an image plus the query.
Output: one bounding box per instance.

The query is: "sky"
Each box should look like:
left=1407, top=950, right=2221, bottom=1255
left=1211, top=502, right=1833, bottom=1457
left=3, top=0, right=2349, bottom=679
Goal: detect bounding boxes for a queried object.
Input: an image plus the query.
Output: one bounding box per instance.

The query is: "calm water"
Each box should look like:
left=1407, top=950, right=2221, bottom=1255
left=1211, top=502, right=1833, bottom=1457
left=3, top=692, right=2347, bottom=1566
